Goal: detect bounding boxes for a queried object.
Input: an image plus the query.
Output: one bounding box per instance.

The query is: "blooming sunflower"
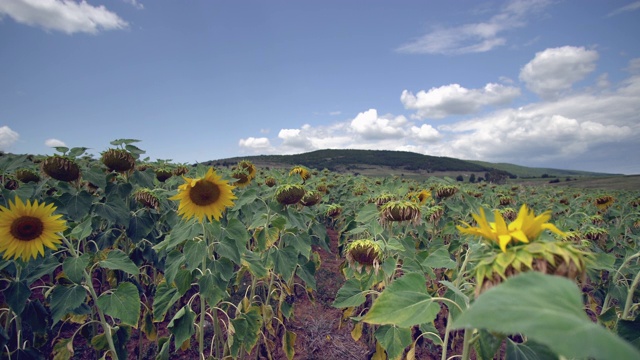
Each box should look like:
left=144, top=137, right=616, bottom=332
left=457, top=204, right=565, bottom=252
left=170, top=168, right=236, bottom=223
left=289, top=166, right=311, bottom=183
left=0, top=197, right=67, bottom=262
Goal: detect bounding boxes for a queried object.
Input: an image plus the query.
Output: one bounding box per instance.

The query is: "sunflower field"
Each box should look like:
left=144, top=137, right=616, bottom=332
left=1, top=139, right=640, bottom=360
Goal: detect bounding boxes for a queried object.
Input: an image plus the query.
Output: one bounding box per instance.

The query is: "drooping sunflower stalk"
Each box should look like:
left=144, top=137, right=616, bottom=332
left=170, top=168, right=236, bottom=223
left=457, top=204, right=566, bottom=252
left=0, top=197, right=67, bottom=262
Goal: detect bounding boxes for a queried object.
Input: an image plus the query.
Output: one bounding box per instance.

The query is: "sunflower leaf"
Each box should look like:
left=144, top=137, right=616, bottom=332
left=152, top=280, right=181, bottom=322
left=452, top=272, right=640, bottom=359
left=364, top=272, right=440, bottom=328
left=374, top=325, right=412, bottom=360
left=98, top=250, right=139, bottom=275
left=168, top=305, right=196, bottom=352
left=50, top=284, right=87, bottom=324
left=63, top=254, right=90, bottom=284
left=97, top=282, right=141, bottom=328
left=6, top=280, right=31, bottom=315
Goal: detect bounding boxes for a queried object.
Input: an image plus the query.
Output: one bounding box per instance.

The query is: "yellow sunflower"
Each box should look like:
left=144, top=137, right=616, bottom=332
left=457, top=204, right=565, bottom=252
left=170, top=168, right=236, bottom=223
left=0, top=197, right=67, bottom=262
left=289, top=166, right=311, bottom=183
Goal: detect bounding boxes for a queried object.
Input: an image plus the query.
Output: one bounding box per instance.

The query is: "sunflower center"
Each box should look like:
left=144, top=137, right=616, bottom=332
left=189, top=180, right=221, bottom=206
left=10, top=216, right=44, bottom=241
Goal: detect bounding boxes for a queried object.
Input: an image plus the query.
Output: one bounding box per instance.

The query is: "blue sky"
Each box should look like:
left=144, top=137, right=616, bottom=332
left=1, top=0, right=639, bottom=174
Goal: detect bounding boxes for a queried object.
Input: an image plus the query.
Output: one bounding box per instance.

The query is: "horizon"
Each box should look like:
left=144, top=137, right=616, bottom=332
left=1, top=0, right=639, bottom=174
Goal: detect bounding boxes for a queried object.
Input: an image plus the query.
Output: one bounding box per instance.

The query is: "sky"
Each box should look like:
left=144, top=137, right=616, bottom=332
left=1, top=0, right=639, bottom=175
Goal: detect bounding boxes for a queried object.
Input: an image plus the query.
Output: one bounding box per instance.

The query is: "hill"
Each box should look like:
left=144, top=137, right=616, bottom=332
left=207, top=149, right=493, bottom=173
left=467, top=160, right=618, bottom=178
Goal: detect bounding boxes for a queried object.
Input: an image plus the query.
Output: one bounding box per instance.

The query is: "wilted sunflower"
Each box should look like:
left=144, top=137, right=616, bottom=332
left=15, top=169, right=41, bottom=183
left=264, top=177, right=277, bottom=187
left=379, top=200, right=421, bottom=226
left=300, top=190, right=322, bottom=207
left=275, top=184, right=306, bottom=205
left=594, top=195, right=614, bottom=212
left=237, top=160, right=257, bottom=181
left=435, top=185, right=457, bottom=199
left=101, top=148, right=136, bottom=173
left=41, top=155, right=80, bottom=182
left=345, top=239, right=383, bottom=274
left=289, top=166, right=311, bottom=183
left=133, top=188, right=160, bottom=210
left=457, top=204, right=565, bottom=253
left=0, top=197, right=67, bottom=262
left=170, top=168, right=236, bottom=223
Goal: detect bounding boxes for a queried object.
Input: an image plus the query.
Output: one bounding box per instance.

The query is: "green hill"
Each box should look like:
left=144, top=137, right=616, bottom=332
left=208, top=149, right=493, bottom=173
left=466, top=160, right=618, bottom=178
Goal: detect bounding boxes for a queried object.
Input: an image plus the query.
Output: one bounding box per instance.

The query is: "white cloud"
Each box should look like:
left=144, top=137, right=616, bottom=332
left=329, top=111, right=342, bottom=116
left=349, top=109, right=407, bottom=139
left=607, top=1, right=640, bottom=17
left=626, top=58, right=640, bottom=73
left=410, top=124, right=441, bottom=142
left=45, top=138, right=66, bottom=147
left=122, top=0, right=144, bottom=10
left=0, top=0, right=128, bottom=34
left=396, top=0, right=550, bottom=54
left=401, top=83, right=521, bottom=119
left=278, top=128, right=313, bottom=150
left=0, top=126, right=19, bottom=150
left=238, top=137, right=270, bottom=149
left=519, top=46, right=599, bottom=99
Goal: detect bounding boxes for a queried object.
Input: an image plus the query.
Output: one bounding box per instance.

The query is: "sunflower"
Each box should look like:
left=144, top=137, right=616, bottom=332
left=289, top=166, right=311, bottom=183
left=345, top=239, right=383, bottom=274
left=237, top=160, right=257, bottom=181
left=457, top=204, right=565, bottom=252
left=170, top=168, right=236, bottom=223
left=0, top=197, right=67, bottom=262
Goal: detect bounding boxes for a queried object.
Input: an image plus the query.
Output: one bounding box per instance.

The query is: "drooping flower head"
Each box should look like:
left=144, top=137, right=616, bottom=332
left=594, top=195, right=614, bottom=212
left=457, top=204, right=566, bottom=252
left=0, top=197, right=67, bottom=262
left=41, top=155, right=80, bottom=182
left=170, top=168, right=236, bottom=223
left=379, top=200, right=421, bottom=226
left=289, top=165, right=311, bottom=183
left=275, top=184, right=306, bottom=205
left=101, top=148, right=136, bottom=173
left=345, top=239, right=383, bottom=274
left=237, top=160, right=257, bottom=181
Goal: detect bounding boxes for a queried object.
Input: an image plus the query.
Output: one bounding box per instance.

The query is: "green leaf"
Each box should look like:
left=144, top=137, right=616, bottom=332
left=97, top=282, right=141, bottom=328
left=81, top=166, right=108, bottom=190
left=332, top=278, right=367, bottom=308
left=452, top=272, right=640, bottom=360
left=474, top=329, right=505, bottom=360
left=23, top=255, right=60, bottom=285
left=241, top=250, right=267, bottom=279
left=156, top=336, right=171, bottom=360
left=68, top=147, right=88, bottom=158
left=374, top=325, right=412, bottom=360
left=198, top=272, right=227, bottom=307
left=364, top=273, right=440, bottom=328
left=93, top=197, right=130, bottom=227
left=505, top=338, right=557, bottom=360
left=153, top=218, right=202, bottom=252
left=49, top=284, right=87, bottom=324
left=268, top=246, right=298, bottom=282
left=183, top=238, right=207, bottom=272
left=224, top=218, right=250, bottom=246
left=422, top=246, right=457, bottom=269
left=284, top=232, right=311, bottom=260
left=174, top=269, right=193, bottom=295
left=69, top=217, right=93, bottom=241
left=617, top=316, right=640, bottom=350
left=355, top=203, right=380, bottom=223
left=53, top=337, right=74, bottom=360
left=168, top=305, right=196, bottom=352
left=22, top=300, right=49, bottom=334
left=63, top=254, right=90, bottom=284
left=99, top=250, right=139, bottom=275
left=59, top=191, right=93, bottom=221
left=127, top=211, right=156, bottom=243
left=6, top=280, right=31, bottom=315
left=163, top=249, right=185, bottom=285
left=229, top=306, right=263, bottom=357
left=153, top=280, right=181, bottom=322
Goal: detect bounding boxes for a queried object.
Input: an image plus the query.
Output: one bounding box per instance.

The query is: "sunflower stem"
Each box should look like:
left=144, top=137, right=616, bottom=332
left=61, top=235, right=119, bottom=360
left=199, top=222, right=208, bottom=360
left=623, top=268, right=640, bottom=320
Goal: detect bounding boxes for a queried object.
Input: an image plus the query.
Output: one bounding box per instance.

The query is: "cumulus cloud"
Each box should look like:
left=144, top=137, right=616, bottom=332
left=0, top=0, right=128, bottom=34
left=607, top=1, right=640, bottom=17
left=410, top=124, right=441, bottom=142
left=396, top=0, right=550, bottom=54
left=0, top=126, right=19, bottom=150
left=401, top=83, right=521, bottom=119
left=239, top=137, right=270, bottom=150
left=349, top=109, right=407, bottom=139
left=519, top=46, right=599, bottom=99
left=278, top=128, right=314, bottom=151
left=45, top=138, right=66, bottom=147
